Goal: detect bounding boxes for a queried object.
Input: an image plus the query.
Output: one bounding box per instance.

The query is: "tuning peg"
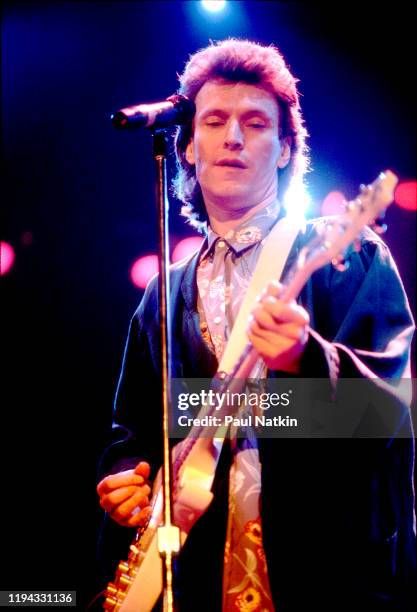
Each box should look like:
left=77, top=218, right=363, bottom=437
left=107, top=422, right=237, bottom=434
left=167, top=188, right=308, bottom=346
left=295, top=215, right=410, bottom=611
left=359, top=183, right=370, bottom=195
left=348, top=196, right=366, bottom=212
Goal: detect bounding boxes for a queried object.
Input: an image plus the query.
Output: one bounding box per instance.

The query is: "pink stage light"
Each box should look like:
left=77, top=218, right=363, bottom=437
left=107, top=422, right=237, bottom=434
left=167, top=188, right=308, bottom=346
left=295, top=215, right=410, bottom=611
left=130, top=254, right=159, bottom=289
left=130, top=237, right=204, bottom=288
left=320, top=191, right=346, bottom=217
left=394, top=181, right=417, bottom=211
left=0, top=241, right=16, bottom=276
left=172, top=237, right=204, bottom=263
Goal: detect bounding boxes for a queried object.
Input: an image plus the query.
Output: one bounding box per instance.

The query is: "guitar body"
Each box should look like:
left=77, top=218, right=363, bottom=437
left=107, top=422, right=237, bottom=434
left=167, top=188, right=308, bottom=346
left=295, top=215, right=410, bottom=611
left=104, top=438, right=220, bottom=610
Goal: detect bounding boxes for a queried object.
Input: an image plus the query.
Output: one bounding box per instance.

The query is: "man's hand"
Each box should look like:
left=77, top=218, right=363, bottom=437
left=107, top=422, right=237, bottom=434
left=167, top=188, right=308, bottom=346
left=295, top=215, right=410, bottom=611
left=248, top=280, right=309, bottom=373
left=97, top=461, right=152, bottom=528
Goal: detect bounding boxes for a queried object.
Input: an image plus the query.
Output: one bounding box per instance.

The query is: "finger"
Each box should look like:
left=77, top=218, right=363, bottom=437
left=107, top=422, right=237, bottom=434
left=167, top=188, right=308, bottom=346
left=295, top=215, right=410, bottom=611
left=97, top=470, right=145, bottom=496
left=260, top=297, right=309, bottom=326
left=255, top=281, right=283, bottom=304
left=248, top=331, right=283, bottom=360
left=253, top=320, right=307, bottom=343
left=100, top=485, right=142, bottom=513
left=251, top=306, right=279, bottom=332
left=248, top=326, right=299, bottom=357
left=248, top=326, right=307, bottom=373
left=250, top=318, right=308, bottom=347
left=121, top=505, right=153, bottom=528
left=110, top=488, right=151, bottom=523
left=134, top=461, right=151, bottom=480
left=264, top=280, right=283, bottom=298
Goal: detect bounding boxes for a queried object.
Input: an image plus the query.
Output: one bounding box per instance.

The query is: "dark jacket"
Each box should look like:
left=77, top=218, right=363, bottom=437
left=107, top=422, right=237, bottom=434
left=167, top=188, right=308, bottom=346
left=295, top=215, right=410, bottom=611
left=99, top=222, right=416, bottom=611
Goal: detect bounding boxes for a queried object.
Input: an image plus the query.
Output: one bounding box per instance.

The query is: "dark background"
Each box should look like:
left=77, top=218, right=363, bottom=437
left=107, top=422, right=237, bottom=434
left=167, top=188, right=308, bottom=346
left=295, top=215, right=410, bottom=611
left=2, top=2, right=415, bottom=607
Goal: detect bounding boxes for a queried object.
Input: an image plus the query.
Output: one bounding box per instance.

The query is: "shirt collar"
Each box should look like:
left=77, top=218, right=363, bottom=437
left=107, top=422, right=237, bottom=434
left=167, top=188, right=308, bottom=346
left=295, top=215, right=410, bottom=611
left=201, top=200, right=282, bottom=259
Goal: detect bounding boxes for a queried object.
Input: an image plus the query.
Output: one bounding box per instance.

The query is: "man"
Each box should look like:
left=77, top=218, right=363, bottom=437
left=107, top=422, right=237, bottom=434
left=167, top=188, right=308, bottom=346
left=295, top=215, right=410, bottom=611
left=97, top=39, right=415, bottom=611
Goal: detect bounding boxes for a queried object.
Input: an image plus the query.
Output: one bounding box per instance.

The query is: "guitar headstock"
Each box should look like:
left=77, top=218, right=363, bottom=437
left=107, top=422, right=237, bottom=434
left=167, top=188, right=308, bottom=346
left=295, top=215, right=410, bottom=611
left=298, top=169, right=398, bottom=276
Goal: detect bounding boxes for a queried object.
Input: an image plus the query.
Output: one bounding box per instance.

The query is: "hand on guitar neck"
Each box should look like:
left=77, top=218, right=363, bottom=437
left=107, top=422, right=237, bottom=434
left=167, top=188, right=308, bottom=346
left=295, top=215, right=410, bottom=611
left=248, top=279, right=310, bottom=374
left=97, top=461, right=153, bottom=528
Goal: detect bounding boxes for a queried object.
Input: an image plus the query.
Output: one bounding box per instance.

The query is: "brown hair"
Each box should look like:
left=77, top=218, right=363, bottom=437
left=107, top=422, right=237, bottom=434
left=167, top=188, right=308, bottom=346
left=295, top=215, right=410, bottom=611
left=173, top=38, right=309, bottom=231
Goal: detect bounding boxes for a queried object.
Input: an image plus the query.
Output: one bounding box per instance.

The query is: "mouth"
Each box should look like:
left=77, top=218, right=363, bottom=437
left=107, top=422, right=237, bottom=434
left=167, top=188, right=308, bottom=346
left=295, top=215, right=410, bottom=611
left=215, top=159, right=248, bottom=169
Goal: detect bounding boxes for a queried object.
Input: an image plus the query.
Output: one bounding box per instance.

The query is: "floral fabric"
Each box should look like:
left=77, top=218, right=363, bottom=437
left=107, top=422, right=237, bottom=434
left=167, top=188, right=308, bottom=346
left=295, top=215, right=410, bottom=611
left=222, top=434, right=275, bottom=611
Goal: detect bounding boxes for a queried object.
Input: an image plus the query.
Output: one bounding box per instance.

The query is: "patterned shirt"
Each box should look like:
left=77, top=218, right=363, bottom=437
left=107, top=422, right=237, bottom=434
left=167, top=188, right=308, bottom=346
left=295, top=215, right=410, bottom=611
left=197, top=201, right=283, bottom=612
left=197, top=200, right=283, bottom=363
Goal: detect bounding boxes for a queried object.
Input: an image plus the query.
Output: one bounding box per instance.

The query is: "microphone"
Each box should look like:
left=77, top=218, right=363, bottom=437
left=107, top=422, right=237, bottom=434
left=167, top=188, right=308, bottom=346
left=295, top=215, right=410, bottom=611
left=111, top=94, right=195, bottom=130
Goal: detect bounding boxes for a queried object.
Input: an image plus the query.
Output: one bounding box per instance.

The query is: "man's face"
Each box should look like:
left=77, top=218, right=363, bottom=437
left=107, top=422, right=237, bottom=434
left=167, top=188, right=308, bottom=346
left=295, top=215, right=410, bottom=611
left=185, top=80, right=290, bottom=213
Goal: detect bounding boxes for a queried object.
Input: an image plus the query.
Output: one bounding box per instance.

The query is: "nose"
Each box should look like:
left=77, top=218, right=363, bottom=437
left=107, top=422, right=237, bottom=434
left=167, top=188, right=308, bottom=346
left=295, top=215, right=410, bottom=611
left=224, top=119, right=243, bottom=150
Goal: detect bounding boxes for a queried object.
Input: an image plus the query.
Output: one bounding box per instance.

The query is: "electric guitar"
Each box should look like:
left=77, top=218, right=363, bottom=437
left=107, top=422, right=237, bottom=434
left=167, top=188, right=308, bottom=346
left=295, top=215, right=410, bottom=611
left=103, top=170, right=398, bottom=611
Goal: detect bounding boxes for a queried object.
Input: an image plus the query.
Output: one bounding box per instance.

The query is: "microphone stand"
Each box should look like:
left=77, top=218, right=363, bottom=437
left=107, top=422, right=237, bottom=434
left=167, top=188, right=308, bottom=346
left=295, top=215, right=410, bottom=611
left=152, top=129, right=180, bottom=612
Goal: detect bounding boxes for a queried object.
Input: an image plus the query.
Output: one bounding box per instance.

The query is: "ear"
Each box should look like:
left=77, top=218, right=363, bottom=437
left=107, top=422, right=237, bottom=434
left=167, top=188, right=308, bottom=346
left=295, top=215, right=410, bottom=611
left=277, top=137, right=291, bottom=169
left=185, top=139, right=195, bottom=165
